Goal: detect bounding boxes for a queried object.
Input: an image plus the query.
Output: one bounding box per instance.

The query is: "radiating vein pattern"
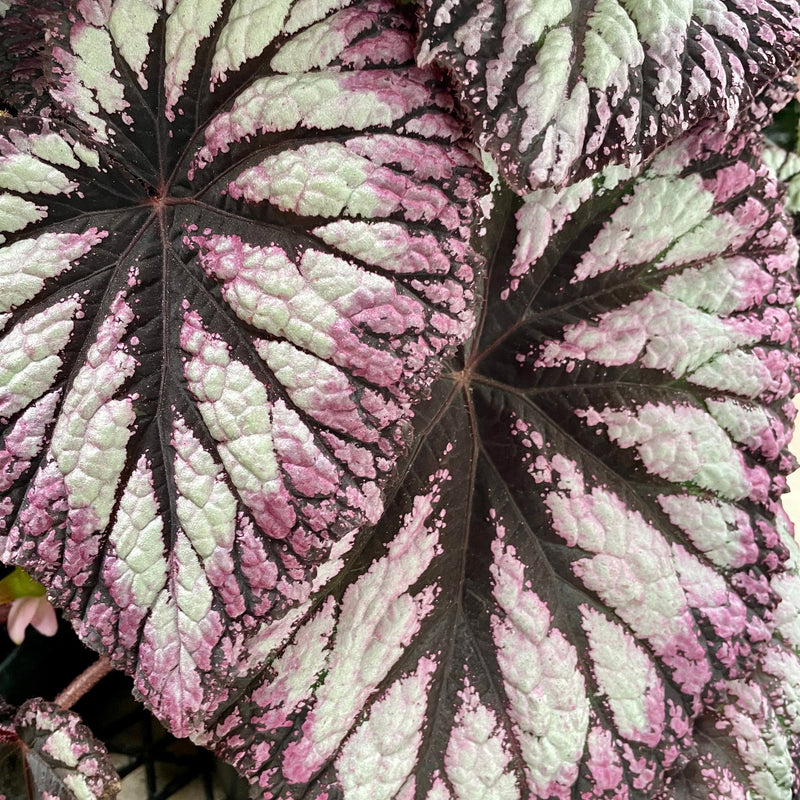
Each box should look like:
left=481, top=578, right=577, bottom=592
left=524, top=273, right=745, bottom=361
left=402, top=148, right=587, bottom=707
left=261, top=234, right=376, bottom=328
left=416, top=0, right=800, bottom=192
left=144, top=111, right=800, bottom=799
left=456, top=113, right=800, bottom=797
left=0, top=0, right=486, bottom=739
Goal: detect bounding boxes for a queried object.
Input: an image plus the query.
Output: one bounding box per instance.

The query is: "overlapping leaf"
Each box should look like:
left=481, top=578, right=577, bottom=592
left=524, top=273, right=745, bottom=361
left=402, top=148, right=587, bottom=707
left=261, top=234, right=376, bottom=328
left=0, top=697, right=120, bottom=800
left=190, top=108, right=800, bottom=798
left=415, top=0, right=800, bottom=193
left=0, top=0, right=487, bottom=738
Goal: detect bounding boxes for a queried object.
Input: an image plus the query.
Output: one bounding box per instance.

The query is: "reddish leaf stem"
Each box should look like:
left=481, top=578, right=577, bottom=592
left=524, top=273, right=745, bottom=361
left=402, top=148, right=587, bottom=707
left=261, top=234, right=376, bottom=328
left=54, top=656, right=114, bottom=711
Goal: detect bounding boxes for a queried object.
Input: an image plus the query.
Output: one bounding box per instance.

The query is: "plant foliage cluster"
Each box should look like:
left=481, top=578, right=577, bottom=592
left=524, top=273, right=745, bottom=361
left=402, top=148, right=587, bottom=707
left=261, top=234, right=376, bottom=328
left=1, top=0, right=800, bottom=798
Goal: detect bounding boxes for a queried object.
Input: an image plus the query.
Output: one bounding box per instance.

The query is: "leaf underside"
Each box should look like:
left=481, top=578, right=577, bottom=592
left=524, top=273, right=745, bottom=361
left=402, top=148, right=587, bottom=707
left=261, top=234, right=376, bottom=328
left=0, top=0, right=486, bottom=739
left=416, top=0, right=800, bottom=193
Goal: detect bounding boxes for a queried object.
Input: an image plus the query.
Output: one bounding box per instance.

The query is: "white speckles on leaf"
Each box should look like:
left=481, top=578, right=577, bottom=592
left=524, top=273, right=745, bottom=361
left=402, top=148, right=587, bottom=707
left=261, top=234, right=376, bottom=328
left=515, top=28, right=573, bottom=148
left=164, top=0, right=224, bottom=119
left=772, top=573, right=800, bottom=651
left=283, top=0, right=349, bottom=34
left=574, top=174, right=715, bottom=281
left=211, top=0, right=293, bottom=83
left=270, top=5, right=373, bottom=72
left=233, top=145, right=376, bottom=218
left=717, top=680, right=795, bottom=800
left=583, top=0, right=642, bottom=94
left=172, top=417, right=237, bottom=559
left=657, top=494, right=758, bottom=569
left=247, top=597, right=336, bottom=737
left=0, top=391, right=61, bottom=492
left=761, top=643, right=800, bottom=737
left=281, top=481, right=446, bottom=783
left=516, top=28, right=591, bottom=188
left=230, top=142, right=454, bottom=226
left=621, top=0, right=692, bottom=106
left=109, top=0, right=161, bottom=89
left=51, top=24, right=129, bottom=140
left=541, top=456, right=710, bottom=699
left=581, top=607, right=665, bottom=747
left=313, top=220, right=454, bottom=275
left=498, top=0, right=571, bottom=74
left=445, top=680, right=519, bottom=800
left=490, top=534, right=589, bottom=798
left=335, top=657, right=437, bottom=800
left=0, top=151, right=77, bottom=196
left=587, top=402, right=752, bottom=498
left=139, top=527, right=224, bottom=738
left=663, top=255, right=775, bottom=315
left=688, top=349, right=787, bottom=400
left=107, top=455, right=167, bottom=610
left=49, top=294, right=137, bottom=539
left=0, top=229, right=107, bottom=314
left=257, top=339, right=380, bottom=446
left=196, top=73, right=429, bottom=167
left=0, top=193, right=47, bottom=233
left=42, top=727, right=79, bottom=768
left=535, top=291, right=758, bottom=374
left=25, top=132, right=82, bottom=169
left=706, top=398, right=791, bottom=460
left=181, top=314, right=278, bottom=486
left=70, top=25, right=128, bottom=116
left=0, top=297, right=82, bottom=420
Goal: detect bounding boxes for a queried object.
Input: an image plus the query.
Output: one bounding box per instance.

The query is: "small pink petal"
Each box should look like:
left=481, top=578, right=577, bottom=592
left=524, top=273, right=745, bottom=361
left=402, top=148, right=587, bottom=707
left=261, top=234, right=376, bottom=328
left=30, top=596, right=57, bottom=638
left=7, top=596, right=39, bottom=644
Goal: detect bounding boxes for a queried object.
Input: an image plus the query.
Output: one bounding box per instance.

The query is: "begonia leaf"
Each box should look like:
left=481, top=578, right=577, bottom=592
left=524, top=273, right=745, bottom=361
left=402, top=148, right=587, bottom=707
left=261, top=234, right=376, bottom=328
left=190, top=110, right=800, bottom=798
left=415, top=0, right=800, bottom=193
left=0, top=0, right=66, bottom=116
left=0, top=0, right=486, bottom=740
left=0, top=698, right=120, bottom=800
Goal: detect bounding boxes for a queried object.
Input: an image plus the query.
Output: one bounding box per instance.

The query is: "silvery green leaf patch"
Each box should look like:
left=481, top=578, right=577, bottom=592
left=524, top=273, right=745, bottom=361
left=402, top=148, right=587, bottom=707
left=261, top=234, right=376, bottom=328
left=1, top=1, right=800, bottom=799
left=416, top=0, right=800, bottom=193
left=0, top=0, right=485, bottom=739
left=0, top=698, right=120, bottom=800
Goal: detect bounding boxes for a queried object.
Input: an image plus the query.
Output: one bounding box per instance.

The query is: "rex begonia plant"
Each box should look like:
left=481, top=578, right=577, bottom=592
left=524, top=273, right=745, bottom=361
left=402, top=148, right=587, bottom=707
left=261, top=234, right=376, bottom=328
left=1, top=0, right=800, bottom=798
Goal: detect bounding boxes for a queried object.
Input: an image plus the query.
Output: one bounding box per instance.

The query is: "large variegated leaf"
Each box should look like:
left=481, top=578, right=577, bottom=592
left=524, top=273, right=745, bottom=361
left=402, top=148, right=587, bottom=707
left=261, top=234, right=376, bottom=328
left=0, top=0, right=486, bottom=739
left=0, top=698, right=120, bottom=800
left=190, top=111, right=800, bottom=798
left=415, top=0, right=800, bottom=193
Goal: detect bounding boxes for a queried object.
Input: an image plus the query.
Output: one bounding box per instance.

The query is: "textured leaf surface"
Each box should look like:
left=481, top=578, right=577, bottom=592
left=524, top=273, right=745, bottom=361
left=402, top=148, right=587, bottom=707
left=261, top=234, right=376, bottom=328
left=193, top=113, right=800, bottom=798
left=416, top=0, right=800, bottom=193
left=0, top=0, right=486, bottom=739
left=764, top=143, right=800, bottom=214
left=0, top=697, right=120, bottom=800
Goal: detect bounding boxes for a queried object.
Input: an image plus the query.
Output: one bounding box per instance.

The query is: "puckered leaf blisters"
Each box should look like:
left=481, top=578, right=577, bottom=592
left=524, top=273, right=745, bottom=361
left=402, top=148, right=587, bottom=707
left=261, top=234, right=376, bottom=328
left=416, top=0, right=800, bottom=193
left=194, top=114, right=800, bottom=798
left=0, top=0, right=486, bottom=739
